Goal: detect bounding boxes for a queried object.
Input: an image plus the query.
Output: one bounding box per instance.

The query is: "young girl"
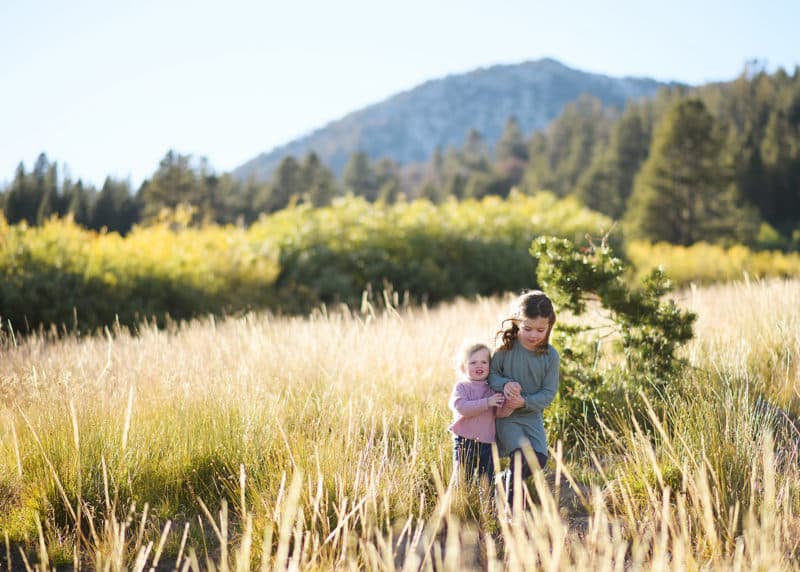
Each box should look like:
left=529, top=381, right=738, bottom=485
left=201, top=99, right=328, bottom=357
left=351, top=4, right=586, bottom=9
left=488, top=290, right=559, bottom=508
left=448, top=341, right=515, bottom=486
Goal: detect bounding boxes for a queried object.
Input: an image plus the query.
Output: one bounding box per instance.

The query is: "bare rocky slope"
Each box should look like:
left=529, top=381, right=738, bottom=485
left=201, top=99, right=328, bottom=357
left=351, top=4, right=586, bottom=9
left=234, top=58, right=677, bottom=181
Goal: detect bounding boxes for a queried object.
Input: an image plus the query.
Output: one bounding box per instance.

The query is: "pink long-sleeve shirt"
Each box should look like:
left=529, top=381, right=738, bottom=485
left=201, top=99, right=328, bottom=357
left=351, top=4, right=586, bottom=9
left=448, top=379, right=514, bottom=443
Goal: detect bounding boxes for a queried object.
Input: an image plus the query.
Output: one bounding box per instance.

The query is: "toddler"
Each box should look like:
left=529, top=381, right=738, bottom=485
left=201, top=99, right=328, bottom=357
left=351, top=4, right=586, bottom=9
left=448, top=341, right=515, bottom=485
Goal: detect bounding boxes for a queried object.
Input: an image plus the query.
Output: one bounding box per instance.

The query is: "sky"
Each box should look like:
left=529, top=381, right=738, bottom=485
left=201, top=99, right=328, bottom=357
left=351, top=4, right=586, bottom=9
left=0, top=0, right=797, bottom=190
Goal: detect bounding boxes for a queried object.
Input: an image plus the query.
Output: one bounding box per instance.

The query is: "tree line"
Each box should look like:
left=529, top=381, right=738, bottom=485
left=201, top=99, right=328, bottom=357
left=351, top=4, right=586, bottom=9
left=2, top=64, right=798, bottom=248
left=0, top=149, right=370, bottom=233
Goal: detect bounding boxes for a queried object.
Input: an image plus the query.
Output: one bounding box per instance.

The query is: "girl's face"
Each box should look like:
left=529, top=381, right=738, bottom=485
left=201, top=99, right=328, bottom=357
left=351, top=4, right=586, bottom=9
left=517, top=316, right=551, bottom=351
left=464, top=348, right=490, bottom=381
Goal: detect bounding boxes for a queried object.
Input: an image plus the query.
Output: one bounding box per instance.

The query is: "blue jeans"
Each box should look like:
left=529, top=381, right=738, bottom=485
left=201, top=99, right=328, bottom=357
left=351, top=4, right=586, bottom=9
left=453, top=435, right=495, bottom=484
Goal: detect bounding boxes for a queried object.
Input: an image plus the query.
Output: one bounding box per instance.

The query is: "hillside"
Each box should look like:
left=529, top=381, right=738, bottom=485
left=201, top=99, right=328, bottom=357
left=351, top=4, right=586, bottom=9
left=233, top=58, right=678, bottom=180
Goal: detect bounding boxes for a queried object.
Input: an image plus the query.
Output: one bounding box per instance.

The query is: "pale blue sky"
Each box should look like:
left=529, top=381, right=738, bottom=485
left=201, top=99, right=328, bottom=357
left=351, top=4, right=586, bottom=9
left=0, top=0, right=796, bottom=189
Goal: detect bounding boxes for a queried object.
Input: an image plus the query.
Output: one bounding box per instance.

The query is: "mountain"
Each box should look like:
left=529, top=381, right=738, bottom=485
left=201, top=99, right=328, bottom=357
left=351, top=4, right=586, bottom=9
left=233, top=58, right=679, bottom=181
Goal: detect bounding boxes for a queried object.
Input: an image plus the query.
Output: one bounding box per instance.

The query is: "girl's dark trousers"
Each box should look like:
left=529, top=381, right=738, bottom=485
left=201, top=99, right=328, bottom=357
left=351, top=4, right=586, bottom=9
left=501, top=448, right=548, bottom=508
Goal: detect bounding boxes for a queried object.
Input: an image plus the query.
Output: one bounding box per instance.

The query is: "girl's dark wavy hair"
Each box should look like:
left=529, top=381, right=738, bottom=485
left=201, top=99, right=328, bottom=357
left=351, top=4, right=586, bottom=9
left=496, top=290, right=556, bottom=353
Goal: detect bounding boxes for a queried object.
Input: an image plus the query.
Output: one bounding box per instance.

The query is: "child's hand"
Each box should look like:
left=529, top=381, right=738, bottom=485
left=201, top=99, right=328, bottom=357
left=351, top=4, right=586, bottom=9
left=507, top=394, right=525, bottom=409
left=487, top=393, right=505, bottom=407
left=503, top=382, right=522, bottom=399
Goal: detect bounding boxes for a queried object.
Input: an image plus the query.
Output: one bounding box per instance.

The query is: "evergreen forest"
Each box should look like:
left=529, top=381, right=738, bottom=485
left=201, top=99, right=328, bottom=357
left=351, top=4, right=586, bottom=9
left=2, top=66, right=798, bottom=248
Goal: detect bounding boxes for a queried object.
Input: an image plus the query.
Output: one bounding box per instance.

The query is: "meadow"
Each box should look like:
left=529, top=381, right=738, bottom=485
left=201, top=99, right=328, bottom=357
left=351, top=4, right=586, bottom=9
left=1, top=278, right=800, bottom=570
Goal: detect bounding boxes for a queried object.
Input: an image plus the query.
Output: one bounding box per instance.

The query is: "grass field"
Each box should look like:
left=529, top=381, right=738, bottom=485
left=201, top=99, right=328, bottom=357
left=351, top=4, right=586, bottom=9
left=1, top=279, right=799, bottom=570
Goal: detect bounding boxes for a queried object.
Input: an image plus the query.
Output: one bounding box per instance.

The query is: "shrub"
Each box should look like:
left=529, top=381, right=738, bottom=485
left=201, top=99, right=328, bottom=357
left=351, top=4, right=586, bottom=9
left=252, top=192, right=613, bottom=311
left=532, top=235, right=696, bottom=448
left=625, top=240, right=800, bottom=286
left=0, top=214, right=280, bottom=333
left=1, top=194, right=614, bottom=332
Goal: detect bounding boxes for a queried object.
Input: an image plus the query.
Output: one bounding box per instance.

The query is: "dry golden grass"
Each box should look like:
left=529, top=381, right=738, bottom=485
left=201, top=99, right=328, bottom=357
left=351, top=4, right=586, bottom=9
left=0, top=281, right=799, bottom=570
left=682, top=277, right=800, bottom=404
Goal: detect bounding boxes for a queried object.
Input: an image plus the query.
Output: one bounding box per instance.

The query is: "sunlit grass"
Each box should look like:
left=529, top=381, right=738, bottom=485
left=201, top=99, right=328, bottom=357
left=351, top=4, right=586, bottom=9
left=1, top=281, right=799, bottom=569
left=683, top=277, right=800, bottom=406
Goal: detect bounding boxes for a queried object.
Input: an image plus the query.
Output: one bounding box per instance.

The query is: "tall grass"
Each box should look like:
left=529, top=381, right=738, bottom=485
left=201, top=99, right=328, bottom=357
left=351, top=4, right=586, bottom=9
left=683, top=278, right=800, bottom=406
left=1, top=281, right=800, bottom=569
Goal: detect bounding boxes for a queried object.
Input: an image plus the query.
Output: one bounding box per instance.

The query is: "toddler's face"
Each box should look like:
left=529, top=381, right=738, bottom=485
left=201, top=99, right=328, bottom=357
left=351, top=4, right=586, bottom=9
left=465, top=348, right=490, bottom=381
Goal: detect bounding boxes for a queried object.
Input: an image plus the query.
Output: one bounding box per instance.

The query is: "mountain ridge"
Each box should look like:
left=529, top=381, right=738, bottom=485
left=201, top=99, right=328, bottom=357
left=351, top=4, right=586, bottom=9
left=234, top=58, right=681, bottom=181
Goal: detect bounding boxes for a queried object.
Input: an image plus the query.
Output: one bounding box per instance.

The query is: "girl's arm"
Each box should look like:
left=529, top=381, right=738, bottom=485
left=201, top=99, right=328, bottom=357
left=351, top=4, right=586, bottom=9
left=488, top=350, right=512, bottom=392
left=449, top=383, right=491, bottom=419
left=521, top=351, right=560, bottom=413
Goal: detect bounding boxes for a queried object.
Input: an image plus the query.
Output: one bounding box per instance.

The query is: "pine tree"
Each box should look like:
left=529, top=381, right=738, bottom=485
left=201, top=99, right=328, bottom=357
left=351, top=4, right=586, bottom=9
left=205, top=173, right=244, bottom=224
left=3, top=162, right=36, bottom=224
left=239, top=176, right=267, bottom=224
left=417, top=180, right=445, bottom=203
left=36, top=185, right=55, bottom=223
left=194, top=157, right=215, bottom=222
left=141, top=150, right=202, bottom=220
left=255, top=155, right=303, bottom=213
left=373, top=158, right=402, bottom=204
left=65, top=180, right=92, bottom=226
left=377, top=179, right=401, bottom=204
left=301, top=152, right=339, bottom=207
left=36, top=161, right=59, bottom=224
left=441, top=172, right=468, bottom=201
left=493, top=117, right=528, bottom=187
left=625, top=98, right=758, bottom=245
left=460, top=129, right=490, bottom=172
left=463, top=172, right=493, bottom=199
left=342, top=152, right=378, bottom=201
left=430, top=146, right=444, bottom=187
left=520, top=132, right=552, bottom=194
left=761, top=108, right=800, bottom=231
left=496, top=115, right=529, bottom=163
left=576, top=106, right=649, bottom=218
left=545, top=95, right=613, bottom=196
left=91, top=178, right=138, bottom=234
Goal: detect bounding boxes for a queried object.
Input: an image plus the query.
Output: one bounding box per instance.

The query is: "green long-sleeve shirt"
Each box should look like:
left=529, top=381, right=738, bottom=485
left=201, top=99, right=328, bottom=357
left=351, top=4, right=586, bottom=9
left=488, top=340, right=559, bottom=457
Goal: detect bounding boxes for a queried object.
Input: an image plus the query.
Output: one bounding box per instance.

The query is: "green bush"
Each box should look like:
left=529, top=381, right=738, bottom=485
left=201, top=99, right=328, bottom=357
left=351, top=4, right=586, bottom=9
left=0, top=193, right=613, bottom=332
left=0, top=213, right=280, bottom=333
left=532, top=235, right=696, bottom=449
left=252, top=192, right=613, bottom=310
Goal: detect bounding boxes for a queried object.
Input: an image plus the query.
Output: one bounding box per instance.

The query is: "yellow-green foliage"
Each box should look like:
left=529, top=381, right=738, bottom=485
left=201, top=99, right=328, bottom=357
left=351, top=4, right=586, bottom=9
left=1, top=193, right=612, bottom=330
left=0, top=212, right=279, bottom=332
left=250, top=192, right=613, bottom=310
left=626, top=240, right=800, bottom=286
left=254, top=191, right=611, bottom=251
